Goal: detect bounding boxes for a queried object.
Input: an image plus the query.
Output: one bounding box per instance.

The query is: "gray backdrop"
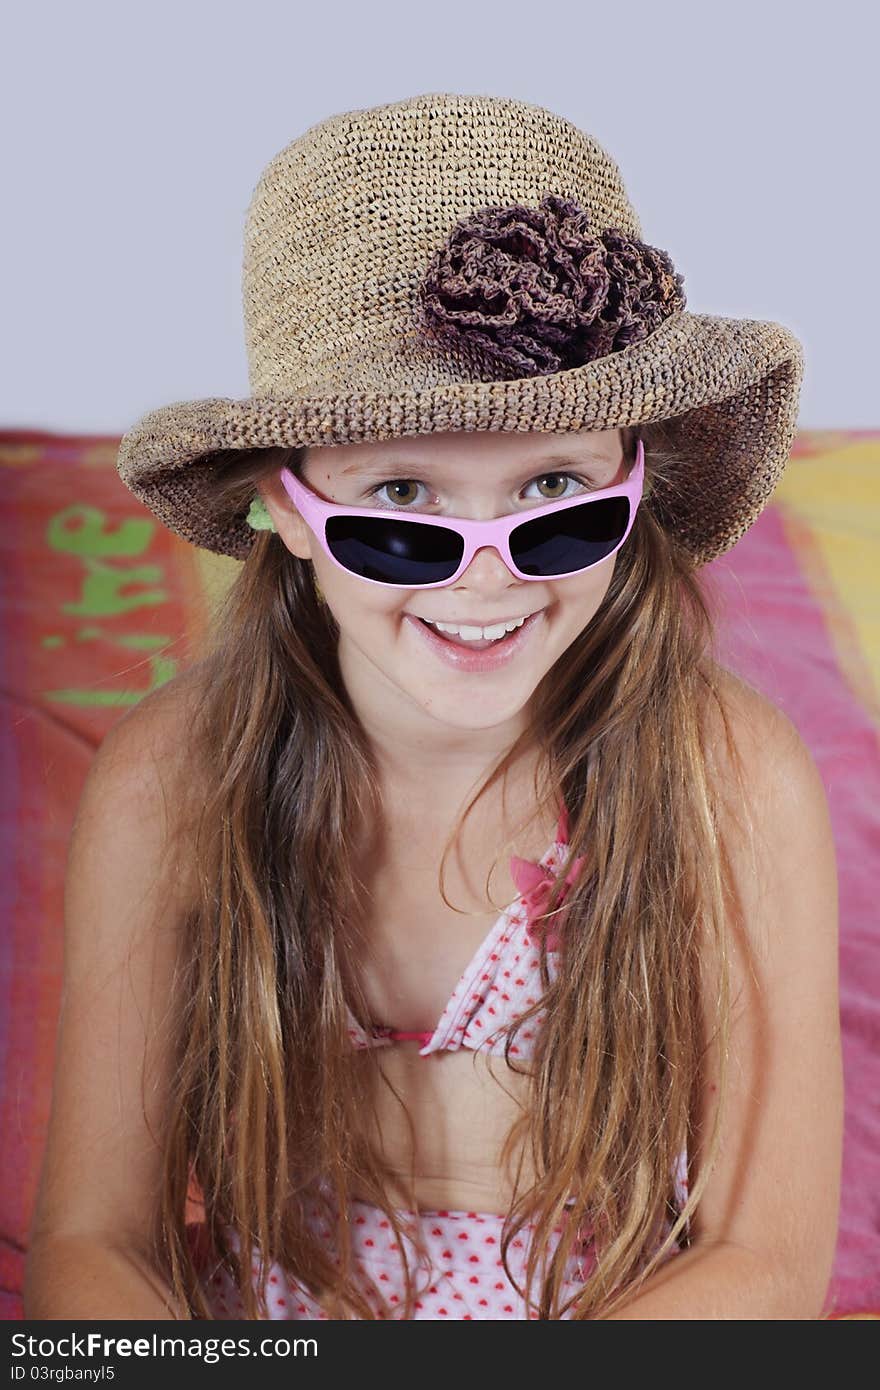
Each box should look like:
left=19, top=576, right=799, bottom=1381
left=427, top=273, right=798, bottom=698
left=2, top=0, right=875, bottom=431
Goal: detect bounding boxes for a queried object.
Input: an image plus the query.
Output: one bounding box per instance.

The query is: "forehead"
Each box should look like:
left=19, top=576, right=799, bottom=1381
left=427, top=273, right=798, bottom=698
left=305, top=427, right=623, bottom=477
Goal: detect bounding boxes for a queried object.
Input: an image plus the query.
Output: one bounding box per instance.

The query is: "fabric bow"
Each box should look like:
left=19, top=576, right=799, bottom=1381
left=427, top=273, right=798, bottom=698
left=509, top=805, right=587, bottom=952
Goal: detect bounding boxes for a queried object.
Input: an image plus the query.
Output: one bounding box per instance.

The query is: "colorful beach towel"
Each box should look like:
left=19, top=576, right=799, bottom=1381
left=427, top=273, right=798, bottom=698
left=1, top=428, right=877, bottom=1319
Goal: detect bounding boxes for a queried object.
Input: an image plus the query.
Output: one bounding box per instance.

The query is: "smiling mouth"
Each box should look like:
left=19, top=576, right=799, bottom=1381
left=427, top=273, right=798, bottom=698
left=408, top=608, right=545, bottom=653
left=416, top=615, right=532, bottom=644
left=411, top=611, right=544, bottom=628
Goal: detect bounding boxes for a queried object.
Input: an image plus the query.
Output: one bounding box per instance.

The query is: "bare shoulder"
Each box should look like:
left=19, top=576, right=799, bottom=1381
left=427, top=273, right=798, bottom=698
left=697, top=663, right=838, bottom=966
left=699, top=666, right=825, bottom=829
left=93, top=662, right=210, bottom=823
left=100, top=658, right=208, bottom=758
left=701, top=664, right=803, bottom=766
left=71, top=662, right=213, bottom=924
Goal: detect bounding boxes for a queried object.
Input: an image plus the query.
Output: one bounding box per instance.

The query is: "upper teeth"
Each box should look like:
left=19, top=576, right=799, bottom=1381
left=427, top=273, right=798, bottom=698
left=424, top=616, right=528, bottom=641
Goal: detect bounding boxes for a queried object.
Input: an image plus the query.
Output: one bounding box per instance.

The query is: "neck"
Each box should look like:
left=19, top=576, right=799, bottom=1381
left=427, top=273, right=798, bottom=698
left=376, top=742, right=551, bottom=835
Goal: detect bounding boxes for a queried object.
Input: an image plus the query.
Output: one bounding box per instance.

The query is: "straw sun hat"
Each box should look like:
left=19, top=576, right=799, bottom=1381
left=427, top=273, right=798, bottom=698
left=116, top=91, right=804, bottom=567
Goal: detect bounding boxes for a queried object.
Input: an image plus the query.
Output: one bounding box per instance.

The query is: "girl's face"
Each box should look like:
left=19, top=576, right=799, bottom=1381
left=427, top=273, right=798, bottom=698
left=258, top=427, right=627, bottom=741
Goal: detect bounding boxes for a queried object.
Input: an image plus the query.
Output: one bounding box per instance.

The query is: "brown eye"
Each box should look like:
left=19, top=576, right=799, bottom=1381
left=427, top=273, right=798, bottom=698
left=372, top=480, right=425, bottom=508
left=534, top=473, right=571, bottom=500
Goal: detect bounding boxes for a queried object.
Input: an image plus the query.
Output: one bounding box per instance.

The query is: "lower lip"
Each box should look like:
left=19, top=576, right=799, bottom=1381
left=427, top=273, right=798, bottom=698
left=404, top=610, right=545, bottom=672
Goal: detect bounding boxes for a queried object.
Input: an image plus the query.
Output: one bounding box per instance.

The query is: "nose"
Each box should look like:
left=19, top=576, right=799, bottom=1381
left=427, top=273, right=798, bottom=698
left=453, top=543, right=522, bottom=588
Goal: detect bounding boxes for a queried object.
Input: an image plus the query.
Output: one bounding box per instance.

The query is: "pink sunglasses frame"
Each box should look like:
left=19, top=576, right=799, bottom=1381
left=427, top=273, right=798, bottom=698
left=278, top=437, right=644, bottom=590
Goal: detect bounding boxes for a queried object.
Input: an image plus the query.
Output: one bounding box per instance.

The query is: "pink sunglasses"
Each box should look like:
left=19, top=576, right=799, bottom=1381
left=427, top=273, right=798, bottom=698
left=279, top=437, right=644, bottom=590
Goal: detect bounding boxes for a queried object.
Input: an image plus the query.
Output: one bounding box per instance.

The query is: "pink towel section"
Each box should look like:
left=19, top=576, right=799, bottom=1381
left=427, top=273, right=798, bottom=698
left=706, top=431, right=880, bottom=1317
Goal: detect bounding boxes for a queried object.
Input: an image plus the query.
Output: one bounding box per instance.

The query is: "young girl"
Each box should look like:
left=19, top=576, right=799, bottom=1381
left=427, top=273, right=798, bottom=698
left=26, top=92, right=842, bottom=1321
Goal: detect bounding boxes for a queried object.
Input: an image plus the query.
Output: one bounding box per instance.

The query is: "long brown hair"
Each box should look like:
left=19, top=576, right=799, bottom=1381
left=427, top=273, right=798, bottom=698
left=152, top=422, right=743, bottom=1319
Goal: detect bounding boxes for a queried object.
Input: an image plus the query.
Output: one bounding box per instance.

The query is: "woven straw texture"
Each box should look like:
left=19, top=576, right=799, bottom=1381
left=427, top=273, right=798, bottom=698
left=116, top=91, right=805, bottom=567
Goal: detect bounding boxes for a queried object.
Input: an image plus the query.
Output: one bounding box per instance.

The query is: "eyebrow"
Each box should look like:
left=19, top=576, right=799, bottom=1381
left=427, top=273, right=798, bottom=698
left=340, top=451, right=613, bottom=478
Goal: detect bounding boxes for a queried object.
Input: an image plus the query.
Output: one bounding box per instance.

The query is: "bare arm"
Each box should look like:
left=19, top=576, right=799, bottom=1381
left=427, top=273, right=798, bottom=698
left=24, top=1236, right=190, bottom=1321
left=601, top=1243, right=816, bottom=1320
left=607, top=679, right=843, bottom=1319
left=24, top=672, right=207, bottom=1320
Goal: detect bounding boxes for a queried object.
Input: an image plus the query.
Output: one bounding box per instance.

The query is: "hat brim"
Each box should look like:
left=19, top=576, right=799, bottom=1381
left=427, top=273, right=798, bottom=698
left=116, top=308, right=804, bottom=566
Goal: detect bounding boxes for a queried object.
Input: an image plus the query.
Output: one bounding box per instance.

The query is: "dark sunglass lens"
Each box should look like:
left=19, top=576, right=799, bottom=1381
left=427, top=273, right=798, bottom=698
left=326, top=515, right=465, bottom=585
left=510, top=497, right=631, bottom=576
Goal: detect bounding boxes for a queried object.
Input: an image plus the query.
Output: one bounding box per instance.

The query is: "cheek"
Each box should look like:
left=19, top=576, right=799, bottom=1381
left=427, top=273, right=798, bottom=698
left=554, top=555, right=616, bottom=617
left=317, top=561, right=405, bottom=626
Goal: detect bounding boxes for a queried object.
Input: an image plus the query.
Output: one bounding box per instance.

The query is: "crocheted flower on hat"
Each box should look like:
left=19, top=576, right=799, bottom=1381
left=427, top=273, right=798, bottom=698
left=415, top=193, right=686, bottom=379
